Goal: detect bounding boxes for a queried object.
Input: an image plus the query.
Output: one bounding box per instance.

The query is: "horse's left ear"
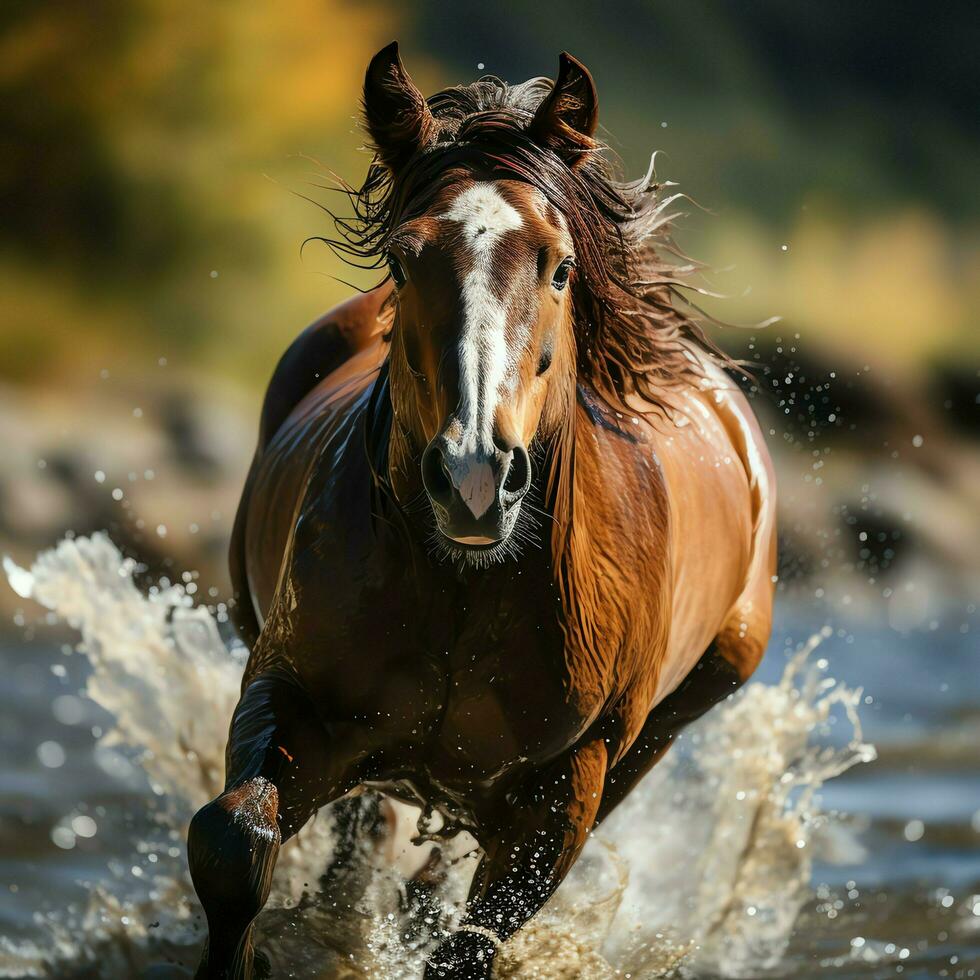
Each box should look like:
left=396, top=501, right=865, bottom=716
left=528, top=52, right=599, bottom=167
left=363, top=41, right=436, bottom=173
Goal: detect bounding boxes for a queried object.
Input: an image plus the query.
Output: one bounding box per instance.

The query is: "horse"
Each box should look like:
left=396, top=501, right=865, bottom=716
left=186, top=43, right=777, bottom=979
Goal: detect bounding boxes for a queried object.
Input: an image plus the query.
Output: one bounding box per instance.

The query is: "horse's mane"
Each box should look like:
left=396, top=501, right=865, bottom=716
left=321, top=73, right=730, bottom=417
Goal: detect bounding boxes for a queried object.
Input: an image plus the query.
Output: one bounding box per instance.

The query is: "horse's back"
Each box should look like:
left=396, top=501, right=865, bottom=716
left=230, top=288, right=392, bottom=638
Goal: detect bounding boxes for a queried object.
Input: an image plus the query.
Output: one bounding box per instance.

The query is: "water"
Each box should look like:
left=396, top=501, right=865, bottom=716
left=1, top=534, right=978, bottom=978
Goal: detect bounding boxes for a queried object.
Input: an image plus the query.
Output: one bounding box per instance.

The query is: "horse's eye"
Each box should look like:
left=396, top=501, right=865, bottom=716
left=551, top=258, right=574, bottom=291
left=387, top=254, right=407, bottom=290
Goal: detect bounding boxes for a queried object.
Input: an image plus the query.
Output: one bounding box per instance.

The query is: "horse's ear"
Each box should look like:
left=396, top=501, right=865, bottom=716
left=363, top=41, right=436, bottom=173
left=528, top=52, right=599, bottom=167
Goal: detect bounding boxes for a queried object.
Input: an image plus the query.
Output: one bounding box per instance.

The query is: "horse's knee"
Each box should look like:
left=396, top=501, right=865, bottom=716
left=188, top=777, right=281, bottom=926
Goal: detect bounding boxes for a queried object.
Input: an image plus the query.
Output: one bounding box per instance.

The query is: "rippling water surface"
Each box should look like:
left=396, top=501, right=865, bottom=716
left=1, top=535, right=977, bottom=978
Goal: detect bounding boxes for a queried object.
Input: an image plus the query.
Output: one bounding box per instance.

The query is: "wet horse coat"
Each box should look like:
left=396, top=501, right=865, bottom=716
left=188, top=45, right=777, bottom=979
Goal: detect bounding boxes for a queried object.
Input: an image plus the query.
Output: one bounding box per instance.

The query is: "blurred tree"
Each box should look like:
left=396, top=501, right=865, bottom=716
left=407, top=0, right=979, bottom=224
left=0, top=0, right=391, bottom=379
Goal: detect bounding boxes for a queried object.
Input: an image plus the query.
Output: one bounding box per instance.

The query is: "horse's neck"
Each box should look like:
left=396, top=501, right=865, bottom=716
left=542, top=389, right=674, bottom=731
left=560, top=387, right=673, bottom=611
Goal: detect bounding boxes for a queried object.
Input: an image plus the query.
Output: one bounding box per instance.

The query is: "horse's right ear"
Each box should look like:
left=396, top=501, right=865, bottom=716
left=528, top=53, right=599, bottom=168
left=363, top=41, right=436, bottom=174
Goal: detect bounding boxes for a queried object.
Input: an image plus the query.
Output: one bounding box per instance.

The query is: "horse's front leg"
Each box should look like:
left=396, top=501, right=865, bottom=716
left=187, top=673, right=370, bottom=980
left=424, top=739, right=608, bottom=979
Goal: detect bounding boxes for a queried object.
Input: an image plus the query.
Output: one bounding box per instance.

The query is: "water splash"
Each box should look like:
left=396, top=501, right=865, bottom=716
left=3, top=535, right=874, bottom=977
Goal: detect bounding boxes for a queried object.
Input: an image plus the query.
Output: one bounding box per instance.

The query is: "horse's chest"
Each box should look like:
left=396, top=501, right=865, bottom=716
left=426, top=582, right=585, bottom=784
left=288, top=510, right=591, bottom=788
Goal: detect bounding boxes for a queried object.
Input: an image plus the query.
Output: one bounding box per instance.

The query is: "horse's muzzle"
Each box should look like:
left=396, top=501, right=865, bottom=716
left=421, top=434, right=531, bottom=546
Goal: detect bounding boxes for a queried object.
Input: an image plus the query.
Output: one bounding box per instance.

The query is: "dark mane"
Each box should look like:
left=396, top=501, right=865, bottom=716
left=320, top=73, right=730, bottom=415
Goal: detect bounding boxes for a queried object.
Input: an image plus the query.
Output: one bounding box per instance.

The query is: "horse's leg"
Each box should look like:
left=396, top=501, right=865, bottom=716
left=187, top=674, right=368, bottom=980
left=424, top=739, right=608, bottom=979
left=596, top=638, right=759, bottom=824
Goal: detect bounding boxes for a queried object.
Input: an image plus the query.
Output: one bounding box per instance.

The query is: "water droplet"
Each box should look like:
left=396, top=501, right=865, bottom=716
left=52, top=694, right=85, bottom=725
left=903, top=819, right=924, bottom=842
left=37, top=741, right=66, bottom=768
left=71, top=815, right=98, bottom=838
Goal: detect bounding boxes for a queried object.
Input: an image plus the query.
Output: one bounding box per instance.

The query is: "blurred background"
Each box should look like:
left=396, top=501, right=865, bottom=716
left=1, top=1, right=978, bottom=976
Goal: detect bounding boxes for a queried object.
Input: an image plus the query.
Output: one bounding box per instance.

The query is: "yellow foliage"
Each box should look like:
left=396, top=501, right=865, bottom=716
left=699, top=205, right=977, bottom=369
left=0, top=0, right=396, bottom=385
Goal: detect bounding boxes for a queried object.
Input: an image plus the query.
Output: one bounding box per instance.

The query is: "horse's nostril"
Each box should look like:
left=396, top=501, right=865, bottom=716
left=502, top=446, right=531, bottom=499
left=421, top=442, right=453, bottom=504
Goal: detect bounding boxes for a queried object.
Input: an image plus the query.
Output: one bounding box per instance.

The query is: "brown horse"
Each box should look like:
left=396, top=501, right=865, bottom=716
left=187, top=44, right=777, bottom=979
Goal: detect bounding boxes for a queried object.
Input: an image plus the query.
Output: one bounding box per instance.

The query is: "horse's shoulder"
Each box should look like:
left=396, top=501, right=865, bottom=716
left=653, top=367, right=778, bottom=685
left=231, top=287, right=392, bottom=643
left=688, top=365, right=774, bottom=482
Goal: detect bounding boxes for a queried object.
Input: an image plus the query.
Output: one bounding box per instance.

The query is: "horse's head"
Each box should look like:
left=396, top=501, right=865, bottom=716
left=362, top=44, right=599, bottom=562
left=383, top=176, right=579, bottom=555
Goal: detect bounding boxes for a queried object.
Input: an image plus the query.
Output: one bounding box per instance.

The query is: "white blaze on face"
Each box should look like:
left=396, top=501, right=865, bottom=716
left=440, top=182, right=523, bottom=454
